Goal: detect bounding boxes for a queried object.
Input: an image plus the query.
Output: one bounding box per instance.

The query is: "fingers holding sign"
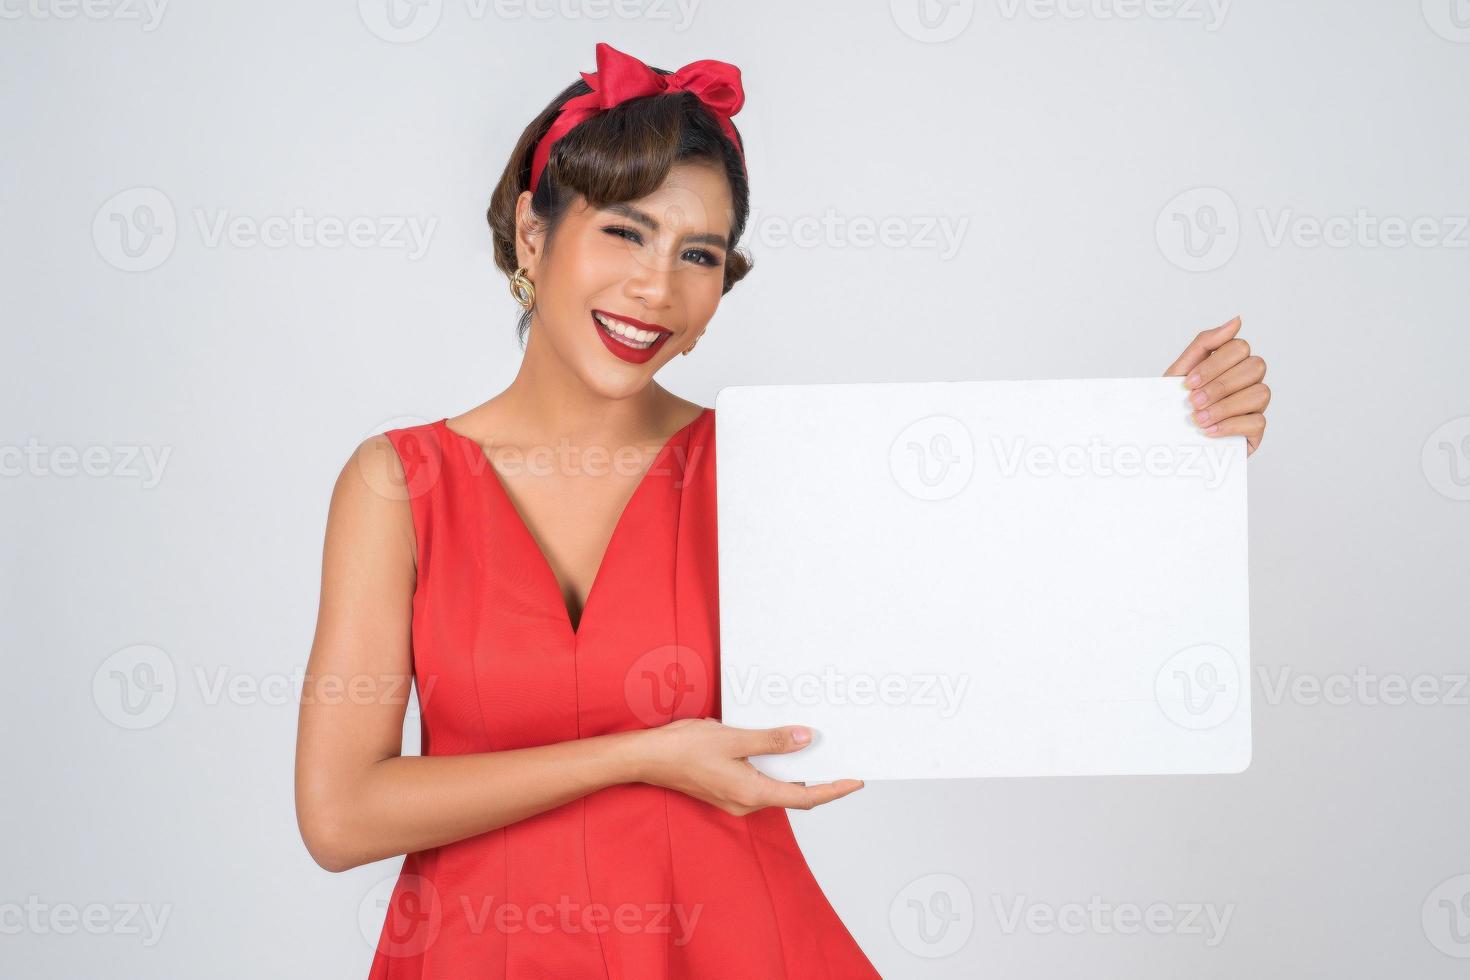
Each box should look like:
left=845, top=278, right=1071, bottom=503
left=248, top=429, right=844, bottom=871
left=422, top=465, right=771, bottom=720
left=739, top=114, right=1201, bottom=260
left=1164, top=315, right=1271, bottom=455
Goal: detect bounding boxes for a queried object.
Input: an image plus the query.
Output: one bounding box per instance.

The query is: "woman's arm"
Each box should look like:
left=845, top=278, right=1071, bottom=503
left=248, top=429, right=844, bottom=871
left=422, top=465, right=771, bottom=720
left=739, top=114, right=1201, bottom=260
left=293, top=434, right=859, bottom=874
left=292, top=434, right=645, bottom=872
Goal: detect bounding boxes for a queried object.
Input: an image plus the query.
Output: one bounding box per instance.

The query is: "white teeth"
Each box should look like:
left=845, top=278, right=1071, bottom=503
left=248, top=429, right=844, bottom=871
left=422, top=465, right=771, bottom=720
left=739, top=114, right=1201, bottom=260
left=594, top=311, right=661, bottom=348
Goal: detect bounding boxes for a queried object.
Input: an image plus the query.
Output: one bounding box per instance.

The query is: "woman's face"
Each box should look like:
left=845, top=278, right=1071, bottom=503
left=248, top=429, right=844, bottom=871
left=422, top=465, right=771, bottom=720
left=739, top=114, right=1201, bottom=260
left=514, top=160, right=734, bottom=399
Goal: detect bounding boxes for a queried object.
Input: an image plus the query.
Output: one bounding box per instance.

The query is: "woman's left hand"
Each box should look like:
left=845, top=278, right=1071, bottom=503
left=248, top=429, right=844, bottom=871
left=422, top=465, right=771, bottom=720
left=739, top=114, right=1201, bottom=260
left=1163, top=315, right=1271, bottom=456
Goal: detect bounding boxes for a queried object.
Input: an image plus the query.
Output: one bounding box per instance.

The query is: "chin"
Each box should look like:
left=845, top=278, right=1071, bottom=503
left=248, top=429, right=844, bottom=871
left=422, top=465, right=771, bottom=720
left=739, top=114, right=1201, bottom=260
left=578, top=359, right=660, bottom=401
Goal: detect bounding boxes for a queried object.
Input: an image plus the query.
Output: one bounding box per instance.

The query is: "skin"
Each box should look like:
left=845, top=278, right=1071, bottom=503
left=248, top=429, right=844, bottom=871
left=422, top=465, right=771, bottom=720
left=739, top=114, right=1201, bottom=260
left=294, top=160, right=1272, bottom=873
left=1164, top=314, right=1271, bottom=453
left=294, top=162, right=860, bottom=874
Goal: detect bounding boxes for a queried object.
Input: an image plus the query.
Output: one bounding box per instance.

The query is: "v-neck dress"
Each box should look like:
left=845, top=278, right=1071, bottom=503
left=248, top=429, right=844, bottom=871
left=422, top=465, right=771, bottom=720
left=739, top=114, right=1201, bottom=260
left=369, top=407, right=882, bottom=979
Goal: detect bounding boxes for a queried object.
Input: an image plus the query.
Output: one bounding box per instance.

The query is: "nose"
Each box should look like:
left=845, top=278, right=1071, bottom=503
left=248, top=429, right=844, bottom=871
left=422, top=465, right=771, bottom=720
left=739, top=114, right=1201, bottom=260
left=623, top=250, right=676, bottom=310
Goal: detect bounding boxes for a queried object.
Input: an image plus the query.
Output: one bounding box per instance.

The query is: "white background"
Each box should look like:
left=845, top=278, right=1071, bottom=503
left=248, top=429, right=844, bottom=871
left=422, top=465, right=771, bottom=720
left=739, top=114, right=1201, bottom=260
left=3, top=1, right=1468, bottom=976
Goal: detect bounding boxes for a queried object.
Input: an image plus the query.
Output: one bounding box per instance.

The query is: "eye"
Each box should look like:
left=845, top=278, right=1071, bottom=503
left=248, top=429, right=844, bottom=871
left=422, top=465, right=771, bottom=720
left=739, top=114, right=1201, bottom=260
left=603, top=226, right=722, bottom=268
left=683, top=248, right=721, bottom=268
left=603, top=225, right=642, bottom=244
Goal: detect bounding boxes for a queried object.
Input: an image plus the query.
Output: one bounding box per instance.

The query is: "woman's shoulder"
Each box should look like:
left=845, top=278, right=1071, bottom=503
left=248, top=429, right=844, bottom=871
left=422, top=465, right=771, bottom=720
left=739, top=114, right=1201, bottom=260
left=684, top=403, right=716, bottom=442
left=652, top=395, right=714, bottom=447
left=664, top=393, right=711, bottom=423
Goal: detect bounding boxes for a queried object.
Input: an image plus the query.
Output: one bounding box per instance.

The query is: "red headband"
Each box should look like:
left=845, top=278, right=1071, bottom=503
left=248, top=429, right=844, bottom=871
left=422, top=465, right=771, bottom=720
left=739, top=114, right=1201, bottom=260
left=528, top=42, right=746, bottom=192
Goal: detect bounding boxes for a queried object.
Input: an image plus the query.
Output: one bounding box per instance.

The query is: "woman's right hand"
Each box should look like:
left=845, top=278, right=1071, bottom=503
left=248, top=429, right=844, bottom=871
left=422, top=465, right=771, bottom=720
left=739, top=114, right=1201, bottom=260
left=627, top=718, right=865, bottom=816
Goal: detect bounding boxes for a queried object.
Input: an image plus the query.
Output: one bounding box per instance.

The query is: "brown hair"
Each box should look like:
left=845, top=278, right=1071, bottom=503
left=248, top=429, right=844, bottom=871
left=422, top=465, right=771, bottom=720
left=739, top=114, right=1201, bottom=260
left=487, top=68, right=754, bottom=347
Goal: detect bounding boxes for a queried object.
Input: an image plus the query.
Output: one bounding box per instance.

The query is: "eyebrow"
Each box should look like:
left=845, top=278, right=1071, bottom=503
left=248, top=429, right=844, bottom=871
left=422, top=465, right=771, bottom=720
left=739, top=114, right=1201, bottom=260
left=600, top=203, right=729, bottom=250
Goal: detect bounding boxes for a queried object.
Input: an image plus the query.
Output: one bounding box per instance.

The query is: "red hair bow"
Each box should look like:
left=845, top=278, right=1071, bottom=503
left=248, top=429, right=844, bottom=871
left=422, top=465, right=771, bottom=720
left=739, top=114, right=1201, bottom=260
left=528, top=42, right=746, bottom=191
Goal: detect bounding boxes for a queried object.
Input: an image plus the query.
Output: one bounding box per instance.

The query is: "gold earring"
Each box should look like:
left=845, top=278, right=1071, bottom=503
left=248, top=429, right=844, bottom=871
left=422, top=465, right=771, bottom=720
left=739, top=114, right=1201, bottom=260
left=510, top=267, right=536, bottom=310
left=682, top=333, right=703, bottom=356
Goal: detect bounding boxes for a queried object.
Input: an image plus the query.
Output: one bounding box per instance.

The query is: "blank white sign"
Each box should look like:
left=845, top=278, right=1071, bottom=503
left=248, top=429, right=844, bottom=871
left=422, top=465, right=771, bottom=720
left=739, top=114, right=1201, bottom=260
left=715, top=379, right=1251, bottom=781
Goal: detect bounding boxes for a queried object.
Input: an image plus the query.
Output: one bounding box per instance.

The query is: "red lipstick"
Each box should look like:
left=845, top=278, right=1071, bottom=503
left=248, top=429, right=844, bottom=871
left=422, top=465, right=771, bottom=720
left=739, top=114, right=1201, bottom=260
left=591, top=310, right=672, bottom=365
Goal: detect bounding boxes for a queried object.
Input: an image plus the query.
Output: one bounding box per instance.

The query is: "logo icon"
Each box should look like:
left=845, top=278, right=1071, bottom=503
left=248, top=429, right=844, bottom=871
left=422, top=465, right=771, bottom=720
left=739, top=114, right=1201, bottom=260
left=890, top=0, right=975, bottom=42
left=1423, top=0, right=1470, bottom=42
left=93, top=644, right=177, bottom=730
left=625, top=645, right=711, bottom=726
left=1423, top=873, right=1470, bottom=957
left=93, top=187, right=176, bottom=272
left=890, top=872, right=974, bottom=958
left=1422, top=416, right=1470, bottom=501
left=360, top=873, right=443, bottom=957
left=1156, top=186, right=1239, bottom=272
left=890, top=415, right=975, bottom=501
left=359, top=0, right=443, bottom=43
left=1155, top=643, right=1240, bottom=730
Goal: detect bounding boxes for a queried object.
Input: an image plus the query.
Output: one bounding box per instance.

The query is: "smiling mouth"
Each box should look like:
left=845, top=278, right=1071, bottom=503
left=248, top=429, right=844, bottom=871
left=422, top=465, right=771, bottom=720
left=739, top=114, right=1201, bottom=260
left=593, top=310, right=670, bottom=350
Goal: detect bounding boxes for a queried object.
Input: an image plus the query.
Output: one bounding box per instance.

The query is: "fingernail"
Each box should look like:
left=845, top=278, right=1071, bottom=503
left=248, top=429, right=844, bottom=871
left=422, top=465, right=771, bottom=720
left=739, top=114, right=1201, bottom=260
left=1189, top=390, right=1208, bottom=407
left=1194, top=409, right=1211, bottom=425
left=792, top=727, right=811, bottom=744
left=1187, top=372, right=1201, bottom=387
left=1205, top=424, right=1219, bottom=434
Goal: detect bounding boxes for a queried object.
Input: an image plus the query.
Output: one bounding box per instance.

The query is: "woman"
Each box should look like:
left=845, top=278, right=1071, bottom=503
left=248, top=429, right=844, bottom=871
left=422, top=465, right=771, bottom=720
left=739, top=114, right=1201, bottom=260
left=294, top=42, right=1271, bottom=979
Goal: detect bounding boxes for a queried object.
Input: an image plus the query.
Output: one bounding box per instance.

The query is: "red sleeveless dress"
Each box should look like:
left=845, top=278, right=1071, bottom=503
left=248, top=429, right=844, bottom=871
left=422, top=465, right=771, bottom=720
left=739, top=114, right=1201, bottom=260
left=371, top=407, right=882, bottom=979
